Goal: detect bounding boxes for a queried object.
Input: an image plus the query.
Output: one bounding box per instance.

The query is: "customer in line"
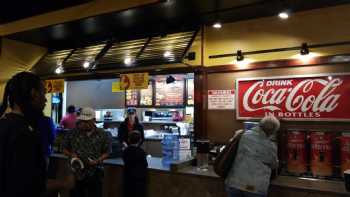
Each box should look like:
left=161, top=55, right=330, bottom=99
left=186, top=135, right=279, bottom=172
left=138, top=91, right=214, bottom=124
left=60, top=105, right=77, bottom=129
left=63, top=107, right=112, bottom=197
left=38, top=115, right=57, bottom=167
left=118, top=108, right=145, bottom=148
left=0, top=72, right=48, bottom=197
left=225, top=115, right=280, bottom=197
left=122, top=130, right=148, bottom=197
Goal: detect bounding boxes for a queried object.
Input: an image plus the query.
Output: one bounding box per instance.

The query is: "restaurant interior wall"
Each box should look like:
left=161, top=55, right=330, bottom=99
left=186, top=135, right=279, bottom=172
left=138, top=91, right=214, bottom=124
left=194, top=4, right=350, bottom=67
left=66, top=79, right=125, bottom=110
left=0, top=83, right=4, bottom=102
left=206, top=63, right=350, bottom=144
left=0, top=38, right=46, bottom=82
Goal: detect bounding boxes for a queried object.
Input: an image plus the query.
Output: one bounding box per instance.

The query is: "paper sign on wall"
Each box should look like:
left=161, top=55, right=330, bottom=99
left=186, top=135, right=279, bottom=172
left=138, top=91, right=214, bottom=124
left=45, top=79, right=64, bottom=93
left=120, top=72, right=149, bottom=90
left=208, top=90, right=235, bottom=110
left=112, top=82, right=123, bottom=92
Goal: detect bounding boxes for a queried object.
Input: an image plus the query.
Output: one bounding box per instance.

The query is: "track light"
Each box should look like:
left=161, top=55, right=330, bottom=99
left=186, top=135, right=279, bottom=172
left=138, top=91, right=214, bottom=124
left=55, top=66, right=63, bottom=74
left=300, top=43, right=309, bottom=55
left=83, top=61, right=90, bottom=69
left=164, top=51, right=172, bottom=58
left=124, top=57, right=133, bottom=65
left=166, top=75, right=176, bottom=84
left=236, top=50, right=244, bottom=61
left=278, top=11, right=289, bottom=19
left=213, top=22, right=222, bottom=29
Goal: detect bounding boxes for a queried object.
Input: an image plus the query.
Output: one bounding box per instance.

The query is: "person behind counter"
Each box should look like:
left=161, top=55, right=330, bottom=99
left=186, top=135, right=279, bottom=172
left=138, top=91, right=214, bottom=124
left=0, top=72, right=47, bottom=197
left=60, top=105, right=77, bottom=129
left=118, top=108, right=145, bottom=148
left=63, top=107, right=112, bottom=197
left=225, top=115, right=280, bottom=197
left=122, top=130, right=148, bottom=197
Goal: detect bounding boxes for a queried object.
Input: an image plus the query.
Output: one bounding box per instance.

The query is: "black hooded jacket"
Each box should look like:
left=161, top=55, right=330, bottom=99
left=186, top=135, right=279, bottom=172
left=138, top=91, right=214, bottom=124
left=0, top=113, right=46, bottom=197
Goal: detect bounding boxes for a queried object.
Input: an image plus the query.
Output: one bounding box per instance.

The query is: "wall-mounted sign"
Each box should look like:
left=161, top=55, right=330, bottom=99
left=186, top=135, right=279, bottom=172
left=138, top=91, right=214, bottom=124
left=208, top=90, right=235, bottom=110
left=45, top=79, right=64, bottom=93
left=155, top=75, right=184, bottom=106
left=236, top=73, right=350, bottom=121
left=112, top=82, right=123, bottom=92
left=120, top=72, right=149, bottom=90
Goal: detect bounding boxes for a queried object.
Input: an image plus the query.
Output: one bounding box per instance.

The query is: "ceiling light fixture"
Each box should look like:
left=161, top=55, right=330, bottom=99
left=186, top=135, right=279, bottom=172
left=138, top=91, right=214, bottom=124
left=278, top=11, right=289, bottom=19
left=124, top=57, right=133, bottom=65
left=163, top=51, right=172, bottom=58
left=83, top=61, right=90, bottom=69
left=236, top=50, right=244, bottom=61
left=300, top=43, right=309, bottom=55
left=213, top=22, right=222, bottom=29
left=55, top=66, right=63, bottom=74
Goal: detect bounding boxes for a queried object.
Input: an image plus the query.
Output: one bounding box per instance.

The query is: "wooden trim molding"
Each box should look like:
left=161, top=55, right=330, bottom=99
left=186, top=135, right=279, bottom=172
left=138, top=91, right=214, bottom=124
left=205, top=54, right=350, bottom=74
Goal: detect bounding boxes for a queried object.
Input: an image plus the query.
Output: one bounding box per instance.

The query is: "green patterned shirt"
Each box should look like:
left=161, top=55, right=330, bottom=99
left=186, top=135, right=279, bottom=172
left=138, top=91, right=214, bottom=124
left=62, top=128, right=112, bottom=179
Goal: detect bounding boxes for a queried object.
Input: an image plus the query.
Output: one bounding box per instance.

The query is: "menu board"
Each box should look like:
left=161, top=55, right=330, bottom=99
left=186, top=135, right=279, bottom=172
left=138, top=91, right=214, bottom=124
left=140, top=83, right=153, bottom=106
left=155, top=75, right=184, bottom=106
left=187, top=78, right=194, bottom=105
left=126, top=89, right=138, bottom=106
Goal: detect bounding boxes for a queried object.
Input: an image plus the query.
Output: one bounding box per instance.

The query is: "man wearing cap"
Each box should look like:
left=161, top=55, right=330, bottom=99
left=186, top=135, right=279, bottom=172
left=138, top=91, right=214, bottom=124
left=118, top=108, right=145, bottom=148
left=62, top=107, right=112, bottom=197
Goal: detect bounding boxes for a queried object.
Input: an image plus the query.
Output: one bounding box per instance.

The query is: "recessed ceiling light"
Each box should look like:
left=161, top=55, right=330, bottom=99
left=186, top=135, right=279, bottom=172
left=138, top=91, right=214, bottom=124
left=163, top=51, right=172, bottom=58
left=278, top=12, right=289, bottom=19
left=83, top=61, right=90, bottom=68
left=124, top=57, right=133, bottom=65
left=212, top=22, right=222, bottom=29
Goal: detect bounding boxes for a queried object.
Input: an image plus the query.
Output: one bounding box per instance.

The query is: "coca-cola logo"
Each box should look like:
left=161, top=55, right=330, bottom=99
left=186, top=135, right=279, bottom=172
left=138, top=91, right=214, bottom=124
left=237, top=74, right=350, bottom=120
left=243, top=78, right=342, bottom=112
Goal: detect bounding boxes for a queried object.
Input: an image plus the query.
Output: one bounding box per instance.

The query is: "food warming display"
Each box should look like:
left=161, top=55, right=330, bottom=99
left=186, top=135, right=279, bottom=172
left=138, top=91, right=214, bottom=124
left=310, top=132, right=333, bottom=177
left=287, top=131, right=307, bottom=174
left=340, top=133, right=350, bottom=175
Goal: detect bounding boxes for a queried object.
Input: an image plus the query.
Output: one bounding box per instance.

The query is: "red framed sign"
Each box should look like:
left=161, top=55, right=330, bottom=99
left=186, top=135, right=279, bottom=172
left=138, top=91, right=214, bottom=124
left=236, top=73, right=350, bottom=121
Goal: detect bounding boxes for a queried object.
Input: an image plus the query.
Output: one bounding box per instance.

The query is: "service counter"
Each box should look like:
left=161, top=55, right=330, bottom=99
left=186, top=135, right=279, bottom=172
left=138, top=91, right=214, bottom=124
left=49, top=154, right=349, bottom=197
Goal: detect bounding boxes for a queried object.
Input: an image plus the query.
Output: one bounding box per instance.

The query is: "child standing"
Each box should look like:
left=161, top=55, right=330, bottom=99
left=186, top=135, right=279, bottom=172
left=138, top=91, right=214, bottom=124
left=122, top=130, right=148, bottom=197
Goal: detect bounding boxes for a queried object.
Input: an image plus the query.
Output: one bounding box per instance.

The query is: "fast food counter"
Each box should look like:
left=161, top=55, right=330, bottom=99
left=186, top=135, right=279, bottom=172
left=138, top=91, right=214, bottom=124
left=49, top=154, right=348, bottom=197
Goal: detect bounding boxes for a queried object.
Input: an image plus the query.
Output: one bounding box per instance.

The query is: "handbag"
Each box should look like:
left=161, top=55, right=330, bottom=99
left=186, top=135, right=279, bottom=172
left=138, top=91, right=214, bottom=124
left=213, top=129, right=244, bottom=178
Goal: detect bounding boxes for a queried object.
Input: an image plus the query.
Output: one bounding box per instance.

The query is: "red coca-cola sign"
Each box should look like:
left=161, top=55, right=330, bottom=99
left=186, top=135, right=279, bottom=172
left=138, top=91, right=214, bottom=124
left=236, top=74, right=350, bottom=121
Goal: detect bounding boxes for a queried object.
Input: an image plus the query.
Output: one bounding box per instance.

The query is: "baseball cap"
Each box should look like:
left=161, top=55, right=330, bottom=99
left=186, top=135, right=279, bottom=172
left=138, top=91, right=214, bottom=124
left=127, top=107, right=136, bottom=114
left=77, top=107, right=95, bottom=121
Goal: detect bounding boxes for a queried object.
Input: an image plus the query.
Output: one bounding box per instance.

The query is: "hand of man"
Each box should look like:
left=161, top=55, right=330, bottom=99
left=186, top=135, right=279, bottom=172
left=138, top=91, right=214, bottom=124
left=88, top=158, right=100, bottom=166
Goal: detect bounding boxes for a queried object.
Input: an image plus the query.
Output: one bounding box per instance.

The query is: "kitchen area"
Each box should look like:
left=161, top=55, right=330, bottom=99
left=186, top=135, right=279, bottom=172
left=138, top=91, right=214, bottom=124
left=54, top=73, right=195, bottom=160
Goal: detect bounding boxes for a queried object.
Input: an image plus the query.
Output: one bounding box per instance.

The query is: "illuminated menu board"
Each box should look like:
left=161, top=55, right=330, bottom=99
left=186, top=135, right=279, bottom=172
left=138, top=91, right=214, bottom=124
left=126, top=89, right=138, bottom=106
left=140, top=84, right=153, bottom=106
left=187, top=78, right=194, bottom=105
left=155, top=75, right=184, bottom=106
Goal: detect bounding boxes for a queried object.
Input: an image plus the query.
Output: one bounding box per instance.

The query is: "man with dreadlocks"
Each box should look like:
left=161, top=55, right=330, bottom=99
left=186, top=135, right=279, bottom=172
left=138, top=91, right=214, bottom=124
left=0, top=72, right=48, bottom=197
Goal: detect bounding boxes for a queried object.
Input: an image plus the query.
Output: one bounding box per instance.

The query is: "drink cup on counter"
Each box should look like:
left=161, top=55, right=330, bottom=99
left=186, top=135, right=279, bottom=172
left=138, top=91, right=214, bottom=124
left=344, top=169, right=350, bottom=191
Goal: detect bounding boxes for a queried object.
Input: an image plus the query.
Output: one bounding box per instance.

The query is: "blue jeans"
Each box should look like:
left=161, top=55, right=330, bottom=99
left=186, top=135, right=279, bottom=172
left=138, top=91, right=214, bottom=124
left=226, top=187, right=266, bottom=197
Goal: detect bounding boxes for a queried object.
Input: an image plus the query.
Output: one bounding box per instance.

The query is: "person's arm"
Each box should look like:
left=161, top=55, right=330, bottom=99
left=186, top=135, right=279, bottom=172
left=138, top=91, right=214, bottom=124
left=259, top=141, right=278, bottom=169
left=118, top=123, right=128, bottom=147
left=59, top=117, right=66, bottom=128
left=48, top=118, right=56, bottom=149
left=139, top=124, right=145, bottom=146
left=97, top=133, right=112, bottom=164
left=62, top=132, right=77, bottom=158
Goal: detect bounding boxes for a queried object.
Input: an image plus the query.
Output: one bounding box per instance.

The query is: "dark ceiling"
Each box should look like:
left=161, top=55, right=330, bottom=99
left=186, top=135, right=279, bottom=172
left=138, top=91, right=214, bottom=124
left=0, top=0, right=92, bottom=24
left=6, top=0, right=350, bottom=50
